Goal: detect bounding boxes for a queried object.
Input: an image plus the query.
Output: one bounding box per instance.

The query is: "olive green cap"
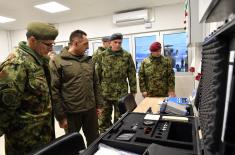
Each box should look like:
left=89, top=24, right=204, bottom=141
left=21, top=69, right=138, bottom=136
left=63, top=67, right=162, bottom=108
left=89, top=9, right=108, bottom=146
left=26, top=22, right=58, bottom=40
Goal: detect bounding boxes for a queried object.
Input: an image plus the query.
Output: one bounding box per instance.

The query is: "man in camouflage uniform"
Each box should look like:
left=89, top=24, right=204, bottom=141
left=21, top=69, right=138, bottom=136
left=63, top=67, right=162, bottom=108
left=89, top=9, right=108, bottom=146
left=92, top=36, right=110, bottom=63
left=0, top=22, right=58, bottom=155
left=95, top=33, right=137, bottom=133
left=50, top=30, right=103, bottom=146
left=139, top=42, right=175, bottom=97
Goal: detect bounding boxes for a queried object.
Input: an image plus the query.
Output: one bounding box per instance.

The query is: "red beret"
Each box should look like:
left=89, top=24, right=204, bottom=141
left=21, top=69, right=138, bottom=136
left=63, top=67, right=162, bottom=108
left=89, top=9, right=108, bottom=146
left=150, top=42, right=161, bottom=52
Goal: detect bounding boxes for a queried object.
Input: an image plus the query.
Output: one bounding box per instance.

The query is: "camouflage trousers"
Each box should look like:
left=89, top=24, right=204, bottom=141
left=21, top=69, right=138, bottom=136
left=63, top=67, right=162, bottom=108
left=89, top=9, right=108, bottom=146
left=4, top=117, right=54, bottom=155
left=98, top=100, right=120, bottom=133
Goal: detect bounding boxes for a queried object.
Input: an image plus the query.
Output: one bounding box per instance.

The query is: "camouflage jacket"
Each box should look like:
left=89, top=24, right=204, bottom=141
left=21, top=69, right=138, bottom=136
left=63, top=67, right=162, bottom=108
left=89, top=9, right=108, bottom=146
left=92, top=46, right=106, bottom=63
left=0, top=41, right=54, bottom=154
left=95, top=48, right=137, bottom=100
left=139, top=55, right=175, bottom=97
left=50, top=47, right=103, bottom=121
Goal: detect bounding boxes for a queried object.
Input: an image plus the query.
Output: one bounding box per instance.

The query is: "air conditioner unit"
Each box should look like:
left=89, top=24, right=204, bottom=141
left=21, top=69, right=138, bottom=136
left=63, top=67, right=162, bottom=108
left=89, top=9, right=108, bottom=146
left=113, top=9, right=149, bottom=25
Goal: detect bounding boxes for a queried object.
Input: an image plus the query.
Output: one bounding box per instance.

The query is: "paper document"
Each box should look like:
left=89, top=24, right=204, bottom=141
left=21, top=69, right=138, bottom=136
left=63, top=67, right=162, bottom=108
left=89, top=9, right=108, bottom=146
left=144, top=114, right=160, bottom=120
left=94, top=143, right=139, bottom=155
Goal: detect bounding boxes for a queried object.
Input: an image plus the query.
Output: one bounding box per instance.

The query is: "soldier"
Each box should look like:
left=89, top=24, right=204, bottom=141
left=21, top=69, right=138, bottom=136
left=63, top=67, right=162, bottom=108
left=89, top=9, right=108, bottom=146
left=0, top=22, right=58, bottom=155
left=92, top=36, right=110, bottom=63
left=50, top=30, right=103, bottom=147
left=96, top=33, right=137, bottom=133
left=139, top=42, right=176, bottom=98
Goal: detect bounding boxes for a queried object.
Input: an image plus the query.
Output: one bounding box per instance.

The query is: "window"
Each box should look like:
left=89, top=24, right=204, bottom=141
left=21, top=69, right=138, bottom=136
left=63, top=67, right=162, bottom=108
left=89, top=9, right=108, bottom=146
left=53, top=41, right=67, bottom=54
left=122, top=38, right=130, bottom=52
left=163, top=32, right=188, bottom=72
left=88, top=40, right=102, bottom=56
left=86, top=31, right=188, bottom=73
left=134, top=35, right=157, bottom=72
left=92, top=41, right=102, bottom=52
left=53, top=45, right=63, bottom=54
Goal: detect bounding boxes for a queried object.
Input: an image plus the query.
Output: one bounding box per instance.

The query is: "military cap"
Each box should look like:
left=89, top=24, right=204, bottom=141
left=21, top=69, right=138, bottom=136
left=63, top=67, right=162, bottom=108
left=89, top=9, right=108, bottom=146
left=110, top=33, right=123, bottom=41
left=26, top=22, right=58, bottom=40
left=102, top=36, right=110, bottom=42
left=150, top=42, right=161, bottom=52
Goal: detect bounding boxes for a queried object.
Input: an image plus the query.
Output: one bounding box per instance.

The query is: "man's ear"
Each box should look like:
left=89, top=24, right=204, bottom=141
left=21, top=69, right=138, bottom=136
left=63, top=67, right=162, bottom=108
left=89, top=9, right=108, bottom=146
left=74, top=41, right=77, bottom=47
left=28, top=36, right=39, bottom=51
left=75, top=40, right=80, bottom=47
left=28, top=36, right=37, bottom=44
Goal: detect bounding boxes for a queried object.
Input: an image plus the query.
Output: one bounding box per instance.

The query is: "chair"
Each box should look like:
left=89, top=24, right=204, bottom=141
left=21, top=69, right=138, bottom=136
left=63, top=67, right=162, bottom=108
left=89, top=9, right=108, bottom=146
left=30, top=132, right=85, bottom=155
left=118, top=93, right=137, bottom=114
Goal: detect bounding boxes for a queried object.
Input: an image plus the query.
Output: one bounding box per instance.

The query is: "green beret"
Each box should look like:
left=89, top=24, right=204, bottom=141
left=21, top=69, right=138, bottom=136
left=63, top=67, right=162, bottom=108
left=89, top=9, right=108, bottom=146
left=27, top=22, right=58, bottom=40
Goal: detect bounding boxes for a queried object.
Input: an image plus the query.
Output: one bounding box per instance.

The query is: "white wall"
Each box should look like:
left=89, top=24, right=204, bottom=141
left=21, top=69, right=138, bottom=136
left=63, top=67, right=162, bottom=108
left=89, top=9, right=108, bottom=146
left=189, top=0, right=203, bottom=43
left=10, top=29, right=27, bottom=48
left=0, top=30, right=11, bottom=62
left=57, top=3, right=184, bottom=41
left=10, top=3, right=184, bottom=47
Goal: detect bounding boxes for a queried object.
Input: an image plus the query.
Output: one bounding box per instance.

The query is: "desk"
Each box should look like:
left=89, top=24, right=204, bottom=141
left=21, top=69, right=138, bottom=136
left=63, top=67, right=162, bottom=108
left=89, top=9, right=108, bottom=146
left=134, top=97, right=165, bottom=113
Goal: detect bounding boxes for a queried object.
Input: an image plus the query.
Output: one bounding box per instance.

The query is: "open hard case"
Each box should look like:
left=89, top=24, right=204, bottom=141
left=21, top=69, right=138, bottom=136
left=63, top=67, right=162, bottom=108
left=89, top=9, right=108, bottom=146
left=83, top=3, right=235, bottom=155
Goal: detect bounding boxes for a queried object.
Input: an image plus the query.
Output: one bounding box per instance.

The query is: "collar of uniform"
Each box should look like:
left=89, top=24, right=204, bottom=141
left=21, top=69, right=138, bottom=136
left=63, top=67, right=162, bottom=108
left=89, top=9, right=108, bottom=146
left=98, top=46, right=106, bottom=51
left=149, top=55, right=163, bottom=61
left=60, top=47, right=91, bottom=62
left=18, top=41, right=44, bottom=66
left=107, top=47, right=123, bottom=56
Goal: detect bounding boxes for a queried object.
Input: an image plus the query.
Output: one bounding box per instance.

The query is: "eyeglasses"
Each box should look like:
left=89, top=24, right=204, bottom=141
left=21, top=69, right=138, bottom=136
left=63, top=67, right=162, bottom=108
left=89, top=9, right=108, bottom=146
left=38, top=40, right=55, bottom=48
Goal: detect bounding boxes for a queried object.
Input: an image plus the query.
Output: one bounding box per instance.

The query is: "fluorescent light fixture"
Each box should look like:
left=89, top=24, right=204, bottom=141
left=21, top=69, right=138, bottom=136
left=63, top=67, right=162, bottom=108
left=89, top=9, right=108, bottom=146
left=0, top=16, right=16, bottom=23
left=34, top=1, right=70, bottom=13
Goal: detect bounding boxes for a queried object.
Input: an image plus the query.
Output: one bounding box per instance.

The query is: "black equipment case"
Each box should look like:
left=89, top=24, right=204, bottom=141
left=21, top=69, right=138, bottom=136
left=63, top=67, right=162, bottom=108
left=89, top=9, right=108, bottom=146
left=82, top=112, right=200, bottom=155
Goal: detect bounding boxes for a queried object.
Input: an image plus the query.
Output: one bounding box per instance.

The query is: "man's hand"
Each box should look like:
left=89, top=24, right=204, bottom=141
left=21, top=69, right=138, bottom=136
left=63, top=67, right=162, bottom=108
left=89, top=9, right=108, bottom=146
left=168, top=91, right=176, bottom=97
left=59, top=118, right=68, bottom=129
left=142, top=92, right=148, bottom=98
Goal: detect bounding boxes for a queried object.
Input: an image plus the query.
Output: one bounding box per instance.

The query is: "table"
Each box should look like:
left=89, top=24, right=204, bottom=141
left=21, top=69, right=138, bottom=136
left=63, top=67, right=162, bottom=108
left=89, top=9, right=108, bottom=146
left=133, top=97, right=165, bottom=113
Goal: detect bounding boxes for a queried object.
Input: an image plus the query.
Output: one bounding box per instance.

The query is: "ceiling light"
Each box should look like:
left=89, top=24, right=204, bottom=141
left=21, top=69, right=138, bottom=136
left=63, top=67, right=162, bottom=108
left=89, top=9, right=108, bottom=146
left=34, top=1, right=70, bottom=13
left=0, top=16, right=16, bottom=23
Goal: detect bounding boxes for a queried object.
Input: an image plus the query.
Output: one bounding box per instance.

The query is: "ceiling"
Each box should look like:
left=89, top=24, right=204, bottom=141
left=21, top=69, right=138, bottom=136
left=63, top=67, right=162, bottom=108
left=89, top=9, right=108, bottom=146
left=0, top=0, right=184, bottom=30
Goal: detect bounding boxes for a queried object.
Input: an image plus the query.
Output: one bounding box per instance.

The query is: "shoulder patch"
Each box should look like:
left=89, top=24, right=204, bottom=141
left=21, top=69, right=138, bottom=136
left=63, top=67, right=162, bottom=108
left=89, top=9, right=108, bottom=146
left=143, top=57, right=151, bottom=64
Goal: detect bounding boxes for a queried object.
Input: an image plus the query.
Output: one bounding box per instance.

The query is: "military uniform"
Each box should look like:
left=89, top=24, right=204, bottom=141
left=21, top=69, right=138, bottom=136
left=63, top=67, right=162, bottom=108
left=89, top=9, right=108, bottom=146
left=96, top=47, right=137, bottom=133
left=50, top=47, right=103, bottom=145
left=139, top=55, right=175, bottom=97
left=92, top=46, right=106, bottom=63
left=0, top=41, right=54, bottom=155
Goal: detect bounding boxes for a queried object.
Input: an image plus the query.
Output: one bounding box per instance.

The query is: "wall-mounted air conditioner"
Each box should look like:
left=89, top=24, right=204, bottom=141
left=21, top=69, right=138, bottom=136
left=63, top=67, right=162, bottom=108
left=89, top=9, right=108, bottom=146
left=113, top=9, right=149, bottom=25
